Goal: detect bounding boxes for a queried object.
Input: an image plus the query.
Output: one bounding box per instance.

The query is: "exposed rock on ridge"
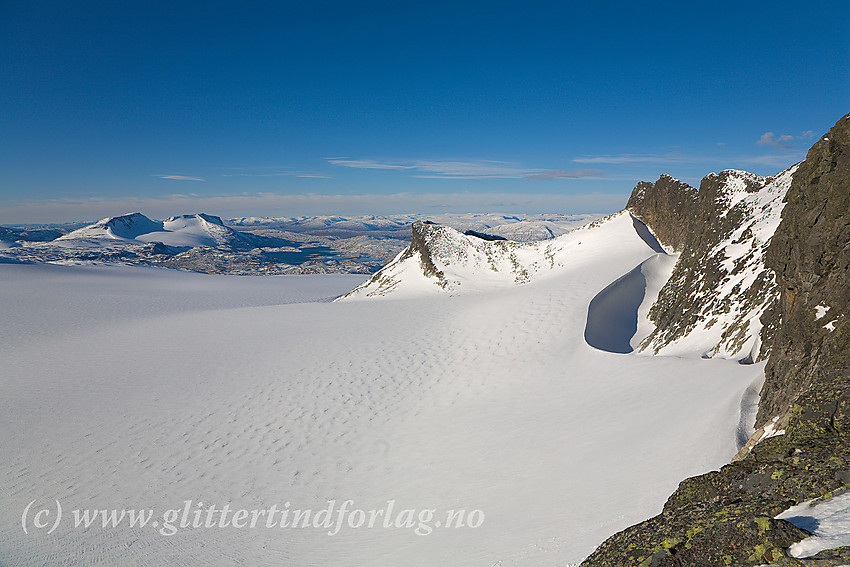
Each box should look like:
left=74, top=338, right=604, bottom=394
left=628, top=165, right=797, bottom=362
left=626, top=174, right=698, bottom=252
left=337, top=219, right=536, bottom=298
left=337, top=212, right=660, bottom=300
left=581, top=114, right=850, bottom=566
left=758, top=115, right=850, bottom=427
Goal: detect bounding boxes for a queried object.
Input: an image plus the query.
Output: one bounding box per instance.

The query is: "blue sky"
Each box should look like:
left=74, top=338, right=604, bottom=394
left=1, top=0, right=848, bottom=223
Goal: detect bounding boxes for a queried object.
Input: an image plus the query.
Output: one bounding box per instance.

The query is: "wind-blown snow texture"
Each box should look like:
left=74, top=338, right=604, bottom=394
left=0, top=213, right=762, bottom=565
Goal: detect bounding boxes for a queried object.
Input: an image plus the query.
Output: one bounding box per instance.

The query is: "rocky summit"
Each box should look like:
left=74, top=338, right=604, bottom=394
left=581, top=115, right=850, bottom=566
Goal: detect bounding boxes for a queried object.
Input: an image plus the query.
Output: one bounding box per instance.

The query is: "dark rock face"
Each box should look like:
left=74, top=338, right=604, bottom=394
left=758, top=114, right=850, bottom=426
left=626, top=175, right=698, bottom=252
left=408, top=220, right=447, bottom=282
left=581, top=114, right=850, bottom=566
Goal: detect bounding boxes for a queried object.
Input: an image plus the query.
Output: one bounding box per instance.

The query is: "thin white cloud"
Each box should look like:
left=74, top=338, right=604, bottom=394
left=226, top=167, right=331, bottom=179
left=572, top=152, right=687, bottom=165
left=326, top=158, right=592, bottom=180
left=155, top=175, right=206, bottom=181
left=573, top=150, right=804, bottom=173
left=757, top=132, right=795, bottom=150
left=734, top=154, right=806, bottom=168
left=524, top=168, right=603, bottom=180
left=326, top=159, right=415, bottom=170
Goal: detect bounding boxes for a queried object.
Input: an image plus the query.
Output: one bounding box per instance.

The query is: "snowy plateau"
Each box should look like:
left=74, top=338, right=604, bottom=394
left=1, top=168, right=842, bottom=565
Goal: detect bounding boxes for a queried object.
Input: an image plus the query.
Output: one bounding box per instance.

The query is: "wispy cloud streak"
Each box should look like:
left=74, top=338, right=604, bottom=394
left=155, top=175, right=206, bottom=181
left=572, top=153, right=688, bottom=165
left=524, top=168, right=603, bottom=179
left=327, top=158, right=600, bottom=180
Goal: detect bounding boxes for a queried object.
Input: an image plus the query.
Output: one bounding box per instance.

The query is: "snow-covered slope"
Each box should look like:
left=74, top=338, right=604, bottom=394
left=57, top=212, right=263, bottom=249
left=777, top=491, right=850, bottom=559
left=56, top=212, right=165, bottom=241
left=340, top=211, right=657, bottom=300
left=138, top=214, right=256, bottom=248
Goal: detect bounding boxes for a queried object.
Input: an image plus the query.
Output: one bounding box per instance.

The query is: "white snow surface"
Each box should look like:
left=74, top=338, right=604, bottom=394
left=777, top=491, right=850, bottom=558
left=631, top=253, right=680, bottom=350
left=1, top=214, right=763, bottom=565
left=761, top=416, right=786, bottom=440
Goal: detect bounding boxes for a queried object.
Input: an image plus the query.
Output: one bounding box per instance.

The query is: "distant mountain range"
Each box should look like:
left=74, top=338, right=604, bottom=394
left=0, top=213, right=599, bottom=274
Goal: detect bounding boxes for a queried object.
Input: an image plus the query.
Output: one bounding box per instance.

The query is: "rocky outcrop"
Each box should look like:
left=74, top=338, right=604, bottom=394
left=629, top=166, right=796, bottom=362
left=409, top=220, right=449, bottom=281
left=626, top=175, right=698, bottom=252
left=581, top=115, right=850, bottom=566
left=757, top=115, right=850, bottom=427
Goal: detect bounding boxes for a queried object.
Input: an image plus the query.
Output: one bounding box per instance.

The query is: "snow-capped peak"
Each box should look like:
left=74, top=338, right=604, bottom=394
left=56, top=212, right=259, bottom=250
left=57, top=212, right=164, bottom=241
left=338, top=211, right=662, bottom=300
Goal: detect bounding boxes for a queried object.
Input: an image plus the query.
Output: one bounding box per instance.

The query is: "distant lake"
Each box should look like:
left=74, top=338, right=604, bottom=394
left=262, top=245, right=340, bottom=265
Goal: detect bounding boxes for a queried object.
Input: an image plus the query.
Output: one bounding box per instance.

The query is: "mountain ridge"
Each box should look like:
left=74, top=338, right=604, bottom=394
left=580, top=114, right=850, bottom=566
left=628, top=165, right=798, bottom=363
left=337, top=211, right=663, bottom=300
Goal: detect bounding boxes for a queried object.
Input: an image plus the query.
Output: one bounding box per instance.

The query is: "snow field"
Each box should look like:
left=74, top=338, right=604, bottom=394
left=1, top=213, right=764, bottom=565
